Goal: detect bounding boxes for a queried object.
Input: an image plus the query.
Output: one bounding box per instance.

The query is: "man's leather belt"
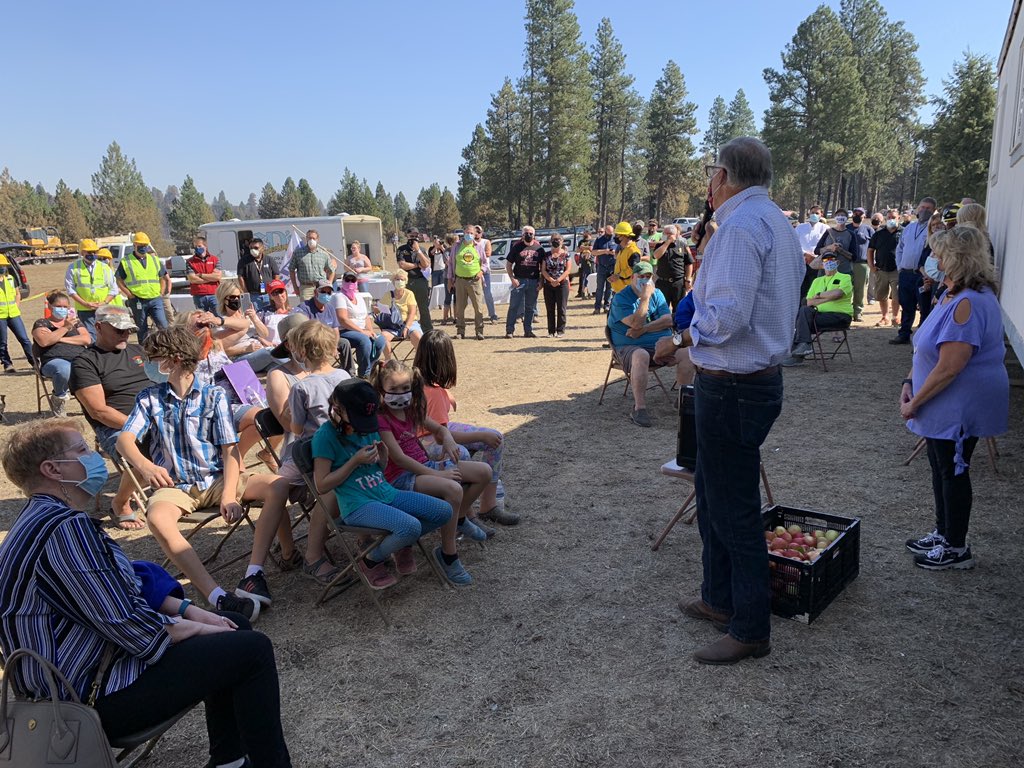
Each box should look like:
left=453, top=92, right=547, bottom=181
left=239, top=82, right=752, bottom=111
left=695, top=365, right=780, bottom=379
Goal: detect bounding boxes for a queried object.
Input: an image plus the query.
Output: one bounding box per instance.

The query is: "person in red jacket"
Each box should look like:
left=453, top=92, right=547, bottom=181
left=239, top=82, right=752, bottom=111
left=186, top=236, right=223, bottom=315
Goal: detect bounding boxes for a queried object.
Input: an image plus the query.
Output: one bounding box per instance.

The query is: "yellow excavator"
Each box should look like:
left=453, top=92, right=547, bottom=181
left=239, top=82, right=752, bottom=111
left=18, top=225, right=78, bottom=263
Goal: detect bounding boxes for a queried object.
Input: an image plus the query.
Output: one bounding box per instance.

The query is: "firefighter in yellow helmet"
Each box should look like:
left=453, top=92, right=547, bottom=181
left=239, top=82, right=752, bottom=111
left=63, top=238, right=117, bottom=339
left=114, top=232, right=170, bottom=342
left=608, top=221, right=643, bottom=293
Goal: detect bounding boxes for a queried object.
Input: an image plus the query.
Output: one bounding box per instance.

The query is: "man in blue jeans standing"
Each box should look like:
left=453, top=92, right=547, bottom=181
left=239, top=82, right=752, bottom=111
left=504, top=226, right=546, bottom=339
left=592, top=225, right=616, bottom=314
left=672, top=137, right=804, bottom=664
left=889, top=197, right=936, bottom=345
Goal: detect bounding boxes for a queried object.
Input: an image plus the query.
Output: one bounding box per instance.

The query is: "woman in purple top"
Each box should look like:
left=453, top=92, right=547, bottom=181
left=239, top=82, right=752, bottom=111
left=899, top=226, right=1008, bottom=571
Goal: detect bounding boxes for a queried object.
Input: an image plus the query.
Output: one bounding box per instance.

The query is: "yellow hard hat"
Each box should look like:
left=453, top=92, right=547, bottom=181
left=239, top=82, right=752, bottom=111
left=0, top=254, right=9, bottom=267
left=96, top=248, right=112, bottom=260
left=614, top=221, right=633, bottom=236
left=133, top=232, right=151, bottom=245
left=80, top=238, right=99, bottom=252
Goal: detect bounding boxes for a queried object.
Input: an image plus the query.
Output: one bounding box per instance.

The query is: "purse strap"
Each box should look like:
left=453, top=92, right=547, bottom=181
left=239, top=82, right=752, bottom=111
left=87, top=645, right=117, bottom=707
left=0, top=648, right=80, bottom=748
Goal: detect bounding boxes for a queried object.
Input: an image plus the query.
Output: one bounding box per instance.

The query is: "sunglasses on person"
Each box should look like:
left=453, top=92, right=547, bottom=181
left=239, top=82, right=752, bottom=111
left=227, top=294, right=242, bottom=300
left=270, top=289, right=286, bottom=296
left=318, top=288, right=333, bottom=296
left=342, top=275, right=358, bottom=283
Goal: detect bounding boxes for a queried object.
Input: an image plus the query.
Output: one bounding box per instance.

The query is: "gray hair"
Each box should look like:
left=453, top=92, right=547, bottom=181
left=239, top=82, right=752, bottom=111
left=718, top=137, right=773, bottom=190
left=663, top=224, right=678, bottom=238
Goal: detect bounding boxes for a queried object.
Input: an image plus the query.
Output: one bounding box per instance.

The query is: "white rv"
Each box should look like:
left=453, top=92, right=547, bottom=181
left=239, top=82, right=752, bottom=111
left=989, top=0, right=1024, bottom=364
left=199, top=215, right=384, bottom=275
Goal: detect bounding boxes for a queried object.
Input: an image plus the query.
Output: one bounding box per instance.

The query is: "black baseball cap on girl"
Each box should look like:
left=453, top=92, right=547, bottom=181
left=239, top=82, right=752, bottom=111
left=331, top=379, right=380, bottom=433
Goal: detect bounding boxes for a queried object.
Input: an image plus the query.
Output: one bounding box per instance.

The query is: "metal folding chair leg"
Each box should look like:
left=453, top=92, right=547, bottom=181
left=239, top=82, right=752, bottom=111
left=904, top=435, right=1000, bottom=474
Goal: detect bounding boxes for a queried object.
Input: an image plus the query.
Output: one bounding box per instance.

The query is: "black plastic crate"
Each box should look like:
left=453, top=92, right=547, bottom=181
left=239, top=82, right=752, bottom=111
left=762, top=505, right=860, bottom=624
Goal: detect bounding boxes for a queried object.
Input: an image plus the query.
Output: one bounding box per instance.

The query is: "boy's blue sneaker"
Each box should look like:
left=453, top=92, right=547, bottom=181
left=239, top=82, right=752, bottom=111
left=457, top=518, right=488, bottom=542
left=433, top=546, right=473, bottom=586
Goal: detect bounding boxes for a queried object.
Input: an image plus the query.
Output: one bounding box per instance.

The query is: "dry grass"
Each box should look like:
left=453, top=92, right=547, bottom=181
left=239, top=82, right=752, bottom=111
left=0, top=262, right=1022, bottom=767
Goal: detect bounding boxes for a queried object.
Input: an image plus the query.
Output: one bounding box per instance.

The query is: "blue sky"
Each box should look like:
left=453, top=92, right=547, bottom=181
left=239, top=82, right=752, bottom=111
left=1, top=0, right=1008, bottom=206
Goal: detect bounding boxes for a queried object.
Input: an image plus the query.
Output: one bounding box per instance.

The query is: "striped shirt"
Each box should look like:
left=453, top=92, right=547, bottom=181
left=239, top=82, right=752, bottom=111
left=0, top=495, right=170, bottom=701
left=689, top=186, right=805, bottom=373
left=122, top=378, right=238, bottom=491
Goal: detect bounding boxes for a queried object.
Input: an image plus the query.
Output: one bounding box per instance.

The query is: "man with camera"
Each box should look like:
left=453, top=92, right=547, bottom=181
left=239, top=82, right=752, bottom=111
left=397, top=227, right=434, bottom=333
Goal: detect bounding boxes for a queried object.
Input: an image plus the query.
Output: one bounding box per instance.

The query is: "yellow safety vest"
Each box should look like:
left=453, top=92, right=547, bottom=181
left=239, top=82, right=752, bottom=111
left=454, top=242, right=481, bottom=279
left=121, top=252, right=162, bottom=299
left=69, top=259, right=114, bottom=310
left=0, top=275, right=21, bottom=319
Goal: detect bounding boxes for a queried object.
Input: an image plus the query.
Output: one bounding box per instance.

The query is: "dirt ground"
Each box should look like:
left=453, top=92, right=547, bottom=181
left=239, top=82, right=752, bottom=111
left=1, top=261, right=1022, bottom=768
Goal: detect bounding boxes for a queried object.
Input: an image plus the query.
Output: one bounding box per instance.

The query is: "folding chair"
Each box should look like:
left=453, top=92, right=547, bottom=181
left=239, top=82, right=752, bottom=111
left=253, top=407, right=317, bottom=543
left=95, top=438, right=148, bottom=520
left=32, top=358, right=53, bottom=415
left=389, top=334, right=416, bottom=363
left=291, top=436, right=451, bottom=623
left=808, top=315, right=853, bottom=372
left=598, top=325, right=671, bottom=405
left=904, top=435, right=1000, bottom=474
left=110, top=707, right=194, bottom=767
left=651, top=460, right=775, bottom=551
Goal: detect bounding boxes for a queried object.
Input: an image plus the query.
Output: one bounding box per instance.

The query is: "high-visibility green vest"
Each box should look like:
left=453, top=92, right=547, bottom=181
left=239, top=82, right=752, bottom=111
left=69, top=259, right=114, bottom=310
left=0, top=275, right=20, bottom=319
left=454, top=242, right=481, bottom=279
left=121, top=252, right=161, bottom=299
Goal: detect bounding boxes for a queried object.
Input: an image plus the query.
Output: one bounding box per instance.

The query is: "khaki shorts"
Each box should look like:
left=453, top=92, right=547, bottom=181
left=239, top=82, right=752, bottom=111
left=616, top=345, right=651, bottom=375
left=149, top=473, right=250, bottom=516
left=874, top=270, right=899, bottom=301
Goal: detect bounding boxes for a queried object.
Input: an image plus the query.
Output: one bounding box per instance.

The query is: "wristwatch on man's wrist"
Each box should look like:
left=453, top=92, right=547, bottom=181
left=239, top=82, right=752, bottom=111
left=672, top=330, right=683, bottom=347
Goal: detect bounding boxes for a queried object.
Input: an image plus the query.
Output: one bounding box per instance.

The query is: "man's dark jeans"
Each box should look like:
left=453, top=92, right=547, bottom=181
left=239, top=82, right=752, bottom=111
left=793, top=307, right=850, bottom=345
left=897, top=269, right=922, bottom=340
left=593, top=265, right=613, bottom=311
left=694, top=369, right=783, bottom=644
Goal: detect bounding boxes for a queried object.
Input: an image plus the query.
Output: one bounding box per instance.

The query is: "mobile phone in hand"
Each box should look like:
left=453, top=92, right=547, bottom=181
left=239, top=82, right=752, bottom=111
left=240, top=294, right=253, bottom=313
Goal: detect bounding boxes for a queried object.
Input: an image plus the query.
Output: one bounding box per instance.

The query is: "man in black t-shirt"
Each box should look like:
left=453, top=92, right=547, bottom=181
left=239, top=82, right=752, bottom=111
left=70, top=305, right=151, bottom=530
left=504, top=226, right=547, bottom=338
left=867, top=211, right=902, bottom=327
left=396, top=227, right=433, bottom=333
left=652, top=224, right=693, bottom=313
left=236, top=238, right=276, bottom=313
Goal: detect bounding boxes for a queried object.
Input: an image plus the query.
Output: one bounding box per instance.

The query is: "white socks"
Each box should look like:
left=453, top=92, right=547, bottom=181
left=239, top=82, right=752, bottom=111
left=245, top=564, right=263, bottom=578
left=207, top=587, right=226, bottom=605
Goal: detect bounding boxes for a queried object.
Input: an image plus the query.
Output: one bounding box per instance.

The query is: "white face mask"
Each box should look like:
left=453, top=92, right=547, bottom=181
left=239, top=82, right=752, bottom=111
left=307, top=238, right=318, bottom=250
left=383, top=391, right=412, bottom=409
left=250, top=248, right=261, bottom=257
left=834, top=217, right=848, bottom=226
left=822, top=259, right=838, bottom=273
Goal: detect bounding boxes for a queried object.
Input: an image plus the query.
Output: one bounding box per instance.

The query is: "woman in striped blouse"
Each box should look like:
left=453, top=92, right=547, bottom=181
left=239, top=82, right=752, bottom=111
left=0, top=419, right=291, bottom=768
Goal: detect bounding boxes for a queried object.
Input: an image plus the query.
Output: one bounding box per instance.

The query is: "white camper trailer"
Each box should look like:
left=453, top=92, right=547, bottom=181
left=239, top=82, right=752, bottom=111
left=199, top=214, right=384, bottom=275
left=990, top=0, right=1024, bottom=364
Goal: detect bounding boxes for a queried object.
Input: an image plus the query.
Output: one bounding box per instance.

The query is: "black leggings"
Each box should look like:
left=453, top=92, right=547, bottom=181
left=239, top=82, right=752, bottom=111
left=926, top=436, right=978, bottom=548
left=95, top=615, right=290, bottom=768
left=543, top=282, right=568, bottom=334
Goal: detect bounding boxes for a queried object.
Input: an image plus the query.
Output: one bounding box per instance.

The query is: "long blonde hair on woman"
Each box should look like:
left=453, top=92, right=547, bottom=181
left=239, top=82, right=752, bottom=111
left=928, top=225, right=998, bottom=293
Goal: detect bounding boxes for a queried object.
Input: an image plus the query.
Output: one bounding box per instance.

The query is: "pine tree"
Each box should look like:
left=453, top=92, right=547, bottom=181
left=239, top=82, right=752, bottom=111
left=920, top=53, right=995, bottom=205
left=724, top=89, right=758, bottom=141
left=457, top=124, right=488, bottom=223
left=278, top=177, right=301, bottom=217
left=701, top=96, right=729, bottom=159
left=327, top=169, right=374, bottom=216
left=374, top=183, right=395, bottom=236
left=297, top=178, right=321, bottom=217
left=257, top=182, right=281, bottom=219
left=435, top=189, right=460, bottom=234
left=393, top=192, right=412, bottom=232
left=167, top=175, right=215, bottom=248
left=414, top=184, right=442, bottom=232
left=521, top=0, right=591, bottom=225
left=53, top=180, right=91, bottom=243
left=590, top=17, right=636, bottom=226
left=0, top=170, right=50, bottom=241
left=481, top=79, right=523, bottom=228
left=643, top=61, right=699, bottom=220
left=220, top=205, right=236, bottom=221
left=762, top=6, right=868, bottom=214
left=73, top=189, right=95, bottom=231
left=210, top=190, right=230, bottom=220
left=89, top=142, right=166, bottom=250
left=243, top=193, right=258, bottom=219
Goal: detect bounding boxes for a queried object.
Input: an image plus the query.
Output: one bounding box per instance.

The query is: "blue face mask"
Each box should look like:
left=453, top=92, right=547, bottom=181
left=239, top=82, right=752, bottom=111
left=53, top=451, right=110, bottom=498
left=808, top=214, right=820, bottom=224
left=822, top=259, right=838, bottom=273
left=144, top=361, right=170, bottom=384
left=194, top=246, right=206, bottom=256
left=636, top=278, right=651, bottom=288
left=84, top=252, right=97, bottom=261
left=463, top=233, right=474, bottom=243
left=51, top=306, right=70, bottom=320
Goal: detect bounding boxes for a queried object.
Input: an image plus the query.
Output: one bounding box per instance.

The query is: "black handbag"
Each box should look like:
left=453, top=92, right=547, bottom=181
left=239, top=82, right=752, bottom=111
left=676, top=385, right=697, bottom=470
left=0, top=647, right=118, bottom=766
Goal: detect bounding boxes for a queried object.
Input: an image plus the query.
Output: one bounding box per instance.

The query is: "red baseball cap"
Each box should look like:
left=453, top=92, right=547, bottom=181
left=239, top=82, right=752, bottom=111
left=268, top=279, right=287, bottom=293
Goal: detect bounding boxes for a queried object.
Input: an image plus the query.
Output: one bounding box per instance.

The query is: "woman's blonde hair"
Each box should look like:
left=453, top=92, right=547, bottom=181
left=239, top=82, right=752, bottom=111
left=1, top=418, right=82, bottom=494
left=215, top=279, right=243, bottom=314
left=956, top=203, right=988, bottom=233
left=928, top=226, right=998, bottom=293
left=287, top=319, right=336, bottom=366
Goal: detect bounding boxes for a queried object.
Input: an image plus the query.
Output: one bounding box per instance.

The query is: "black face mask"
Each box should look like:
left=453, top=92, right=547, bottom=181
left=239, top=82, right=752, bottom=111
left=226, top=298, right=241, bottom=310
left=523, top=234, right=533, bottom=243
left=852, top=215, right=863, bottom=224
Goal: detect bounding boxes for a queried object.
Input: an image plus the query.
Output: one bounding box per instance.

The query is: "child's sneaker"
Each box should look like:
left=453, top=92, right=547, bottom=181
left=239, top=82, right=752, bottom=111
left=457, top=518, right=487, bottom=542
left=235, top=571, right=272, bottom=607
left=216, top=592, right=260, bottom=622
left=470, top=517, right=497, bottom=539
left=392, top=546, right=417, bottom=576
left=433, top=546, right=473, bottom=586
left=359, top=559, right=398, bottom=589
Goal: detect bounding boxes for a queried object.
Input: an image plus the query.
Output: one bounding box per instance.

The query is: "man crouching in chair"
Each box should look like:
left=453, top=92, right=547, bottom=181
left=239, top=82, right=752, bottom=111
left=782, top=254, right=853, bottom=366
left=608, top=261, right=695, bottom=427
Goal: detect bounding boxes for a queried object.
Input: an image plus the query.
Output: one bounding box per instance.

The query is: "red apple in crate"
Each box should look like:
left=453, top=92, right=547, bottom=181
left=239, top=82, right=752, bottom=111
left=803, top=535, right=816, bottom=546
left=765, top=531, right=775, bottom=542
left=770, top=539, right=787, bottom=551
